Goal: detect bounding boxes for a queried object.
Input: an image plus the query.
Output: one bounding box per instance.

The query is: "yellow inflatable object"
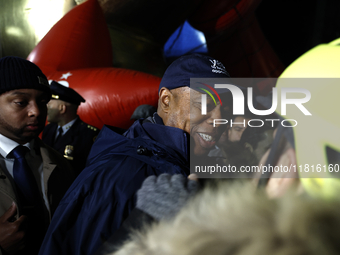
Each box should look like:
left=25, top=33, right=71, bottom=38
left=276, top=38, right=340, bottom=198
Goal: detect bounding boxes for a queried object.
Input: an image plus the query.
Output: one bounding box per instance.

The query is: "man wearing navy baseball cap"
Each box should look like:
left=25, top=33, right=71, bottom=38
left=156, top=53, right=233, bottom=156
left=42, top=81, right=100, bottom=176
left=39, top=53, right=232, bottom=255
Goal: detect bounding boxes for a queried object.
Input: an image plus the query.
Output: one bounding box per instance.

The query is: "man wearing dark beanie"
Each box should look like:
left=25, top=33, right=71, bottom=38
left=0, top=56, right=75, bottom=255
left=39, top=53, right=233, bottom=255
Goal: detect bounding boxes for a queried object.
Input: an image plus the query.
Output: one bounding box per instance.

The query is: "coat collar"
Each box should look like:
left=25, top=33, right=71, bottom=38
left=88, top=113, right=189, bottom=165
left=125, top=113, right=189, bottom=160
left=34, top=139, right=57, bottom=193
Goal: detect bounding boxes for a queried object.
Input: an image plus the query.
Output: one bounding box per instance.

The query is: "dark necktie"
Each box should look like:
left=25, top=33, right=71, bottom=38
left=9, top=145, right=41, bottom=205
left=54, top=126, right=63, bottom=144
left=9, top=146, right=47, bottom=253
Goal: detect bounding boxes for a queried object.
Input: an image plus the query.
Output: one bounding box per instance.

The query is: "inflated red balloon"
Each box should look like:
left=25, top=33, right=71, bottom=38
left=28, top=0, right=113, bottom=74
left=45, top=68, right=160, bottom=129
left=28, top=0, right=160, bottom=129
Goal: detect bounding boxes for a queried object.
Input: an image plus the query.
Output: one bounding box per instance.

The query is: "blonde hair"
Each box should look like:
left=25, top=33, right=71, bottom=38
left=113, top=181, right=340, bottom=255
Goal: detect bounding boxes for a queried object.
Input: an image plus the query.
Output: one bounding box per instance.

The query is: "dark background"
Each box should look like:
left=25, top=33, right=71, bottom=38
left=256, top=0, right=340, bottom=66
left=1, top=0, right=340, bottom=70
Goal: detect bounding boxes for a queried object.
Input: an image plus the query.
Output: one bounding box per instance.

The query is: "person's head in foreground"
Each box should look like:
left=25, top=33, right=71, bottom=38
left=112, top=181, right=340, bottom=255
left=0, top=56, right=51, bottom=144
left=157, top=53, right=232, bottom=156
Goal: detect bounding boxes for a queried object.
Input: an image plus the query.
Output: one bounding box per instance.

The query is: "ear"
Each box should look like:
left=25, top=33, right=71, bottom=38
left=158, top=87, right=172, bottom=114
left=59, top=103, right=67, bottom=114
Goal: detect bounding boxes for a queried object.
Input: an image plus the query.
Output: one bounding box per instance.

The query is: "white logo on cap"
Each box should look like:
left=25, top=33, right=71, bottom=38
left=209, top=59, right=228, bottom=75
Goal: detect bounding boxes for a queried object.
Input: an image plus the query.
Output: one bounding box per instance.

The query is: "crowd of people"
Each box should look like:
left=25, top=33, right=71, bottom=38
left=0, top=52, right=338, bottom=255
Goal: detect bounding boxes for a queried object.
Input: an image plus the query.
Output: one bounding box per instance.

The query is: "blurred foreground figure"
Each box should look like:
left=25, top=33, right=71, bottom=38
left=111, top=181, right=340, bottom=255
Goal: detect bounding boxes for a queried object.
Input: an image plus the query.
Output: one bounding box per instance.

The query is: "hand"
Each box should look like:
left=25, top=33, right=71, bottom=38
left=136, top=174, right=200, bottom=220
left=0, top=203, right=27, bottom=254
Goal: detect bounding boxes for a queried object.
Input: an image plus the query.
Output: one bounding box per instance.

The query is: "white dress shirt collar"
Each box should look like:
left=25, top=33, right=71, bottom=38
left=58, top=117, right=78, bottom=136
left=0, top=134, right=32, bottom=158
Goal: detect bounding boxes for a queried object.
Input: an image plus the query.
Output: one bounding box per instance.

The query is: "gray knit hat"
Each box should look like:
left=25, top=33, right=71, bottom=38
left=0, top=56, right=51, bottom=96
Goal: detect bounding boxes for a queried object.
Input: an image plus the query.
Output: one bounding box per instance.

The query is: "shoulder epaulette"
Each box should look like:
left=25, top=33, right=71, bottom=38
left=87, top=124, right=98, bottom=132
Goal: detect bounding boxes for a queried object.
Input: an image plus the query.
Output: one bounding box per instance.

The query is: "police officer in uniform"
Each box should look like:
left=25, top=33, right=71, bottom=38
left=42, top=81, right=100, bottom=176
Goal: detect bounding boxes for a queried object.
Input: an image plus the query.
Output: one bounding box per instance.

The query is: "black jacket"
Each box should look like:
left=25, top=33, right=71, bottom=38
left=42, top=118, right=100, bottom=175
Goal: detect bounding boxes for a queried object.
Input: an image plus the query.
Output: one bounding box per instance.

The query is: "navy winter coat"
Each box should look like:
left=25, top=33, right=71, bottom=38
left=38, top=116, right=189, bottom=255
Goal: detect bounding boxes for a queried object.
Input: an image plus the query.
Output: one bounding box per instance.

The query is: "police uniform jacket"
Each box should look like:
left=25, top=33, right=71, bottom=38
left=38, top=113, right=190, bottom=255
left=0, top=138, right=75, bottom=255
left=42, top=118, right=99, bottom=176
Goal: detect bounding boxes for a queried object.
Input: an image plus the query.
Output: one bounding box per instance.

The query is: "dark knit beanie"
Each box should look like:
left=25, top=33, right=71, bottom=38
left=0, top=56, right=51, bottom=97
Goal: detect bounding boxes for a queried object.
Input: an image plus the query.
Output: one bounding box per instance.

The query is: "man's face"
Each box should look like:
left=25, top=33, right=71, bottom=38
left=161, top=87, right=230, bottom=156
left=228, top=116, right=250, bottom=142
left=189, top=89, right=230, bottom=156
left=47, top=99, right=62, bottom=123
left=0, top=89, right=49, bottom=144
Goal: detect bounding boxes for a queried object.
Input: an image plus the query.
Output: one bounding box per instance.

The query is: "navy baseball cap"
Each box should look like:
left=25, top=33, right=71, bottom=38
left=50, top=81, right=85, bottom=105
left=158, top=53, right=230, bottom=93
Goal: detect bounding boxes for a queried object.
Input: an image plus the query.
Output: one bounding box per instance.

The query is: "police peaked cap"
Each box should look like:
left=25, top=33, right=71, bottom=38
left=50, top=81, right=85, bottom=105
